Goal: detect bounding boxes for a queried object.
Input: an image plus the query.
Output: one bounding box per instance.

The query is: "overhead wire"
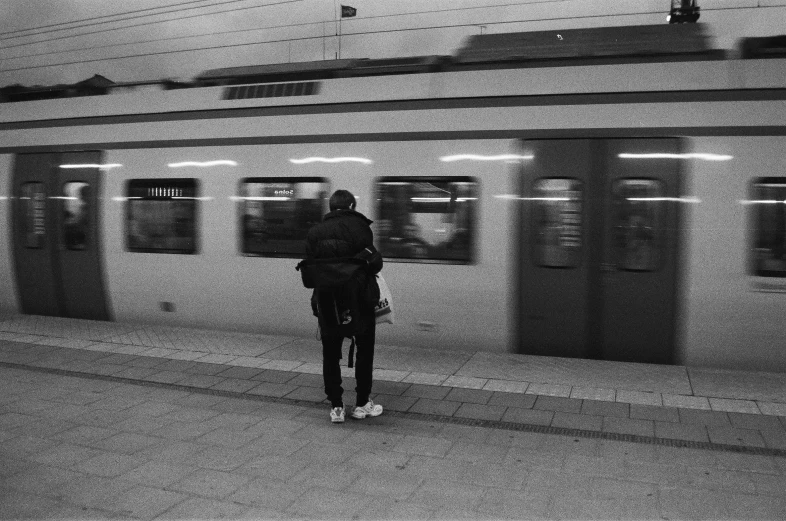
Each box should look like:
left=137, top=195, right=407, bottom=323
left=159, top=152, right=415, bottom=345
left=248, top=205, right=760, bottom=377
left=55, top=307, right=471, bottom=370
left=0, top=9, right=670, bottom=74
left=0, top=2, right=780, bottom=75
left=0, top=0, right=230, bottom=38
left=3, top=18, right=330, bottom=62
left=0, top=0, right=304, bottom=50
left=0, top=0, right=563, bottom=51
left=0, top=0, right=603, bottom=62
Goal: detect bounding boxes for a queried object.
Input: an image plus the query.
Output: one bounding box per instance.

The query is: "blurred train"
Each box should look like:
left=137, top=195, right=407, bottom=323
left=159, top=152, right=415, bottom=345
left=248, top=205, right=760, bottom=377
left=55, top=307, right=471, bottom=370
left=1, top=24, right=786, bottom=372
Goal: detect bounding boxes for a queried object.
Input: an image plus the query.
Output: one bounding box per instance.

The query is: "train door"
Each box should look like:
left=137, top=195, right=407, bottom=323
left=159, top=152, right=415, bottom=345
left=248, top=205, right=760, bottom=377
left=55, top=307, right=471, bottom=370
left=11, top=152, right=111, bottom=320
left=518, top=138, right=683, bottom=364
left=11, top=154, right=61, bottom=316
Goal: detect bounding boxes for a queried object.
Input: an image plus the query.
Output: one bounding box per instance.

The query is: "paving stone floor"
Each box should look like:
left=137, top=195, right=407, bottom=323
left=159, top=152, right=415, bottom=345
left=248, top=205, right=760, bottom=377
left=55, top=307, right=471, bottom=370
left=1, top=314, right=786, bottom=518
left=2, top=338, right=786, bottom=454
left=2, top=366, right=786, bottom=520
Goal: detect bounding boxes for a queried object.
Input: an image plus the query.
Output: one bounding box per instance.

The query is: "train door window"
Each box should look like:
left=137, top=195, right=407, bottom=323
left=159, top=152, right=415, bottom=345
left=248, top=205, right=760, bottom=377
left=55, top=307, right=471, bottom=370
left=532, top=178, right=582, bottom=268
left=62, top=181, right=89, bottom=250
left=750, top=178, right=786, bottom=277
left=21, top=182, right=46, bottom=249
left=611, top=179, right=664, bottom=272
left=239, top=177, right=327, bottom=257
left=125, top=179, right=198, bottom=254
left=376, top=177, right=478, bottom=263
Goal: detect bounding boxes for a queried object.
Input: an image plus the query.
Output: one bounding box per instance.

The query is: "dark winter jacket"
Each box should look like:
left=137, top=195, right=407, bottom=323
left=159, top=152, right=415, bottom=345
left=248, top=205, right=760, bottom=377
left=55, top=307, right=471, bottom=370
left=305, top=209, right=383, bottom=274
left=305, top=209, right=383, bottom=318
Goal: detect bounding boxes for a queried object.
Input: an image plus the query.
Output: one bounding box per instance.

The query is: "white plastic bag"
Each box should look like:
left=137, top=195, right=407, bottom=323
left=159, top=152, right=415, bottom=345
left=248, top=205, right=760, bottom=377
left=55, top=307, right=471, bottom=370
left=374, top=274, right=394, bottom=325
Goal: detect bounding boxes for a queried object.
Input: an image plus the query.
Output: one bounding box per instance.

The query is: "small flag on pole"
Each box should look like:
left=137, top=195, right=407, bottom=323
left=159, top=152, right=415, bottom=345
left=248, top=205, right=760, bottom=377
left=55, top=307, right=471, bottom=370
left=341, top=5, right=357, bottom=17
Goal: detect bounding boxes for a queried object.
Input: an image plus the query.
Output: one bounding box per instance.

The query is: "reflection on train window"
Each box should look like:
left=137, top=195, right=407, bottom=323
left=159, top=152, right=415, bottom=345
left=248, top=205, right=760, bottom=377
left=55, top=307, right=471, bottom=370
left=240, top=177, right=327, bottom=257
left=126, top=179, right=198, bottom=254
left=532, top=178, right=582, bottom=268
left=376, top=177, right=477, bottom=263
left=21, top=182, right=46, bottom=249
left=751, top=178, right=786, bottom=277
left=612, top=179, right=664, bottom=272
left=62, top=181, right=89, bottom=250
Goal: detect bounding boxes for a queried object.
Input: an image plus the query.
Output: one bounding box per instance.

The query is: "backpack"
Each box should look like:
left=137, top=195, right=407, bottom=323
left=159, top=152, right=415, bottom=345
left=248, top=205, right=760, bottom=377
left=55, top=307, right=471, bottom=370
left=296, top=257, right=374, bottom=365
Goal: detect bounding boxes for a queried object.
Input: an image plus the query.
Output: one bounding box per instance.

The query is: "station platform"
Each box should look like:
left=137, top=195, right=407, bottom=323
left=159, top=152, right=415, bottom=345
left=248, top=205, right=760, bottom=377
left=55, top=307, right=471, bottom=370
left=1, top=313, right=785, bottom=456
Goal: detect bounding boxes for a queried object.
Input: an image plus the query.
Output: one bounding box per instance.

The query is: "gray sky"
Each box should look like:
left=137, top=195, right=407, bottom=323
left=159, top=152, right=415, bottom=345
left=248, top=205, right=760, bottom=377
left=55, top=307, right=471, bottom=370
left=1, top=0, right=784, bottom=87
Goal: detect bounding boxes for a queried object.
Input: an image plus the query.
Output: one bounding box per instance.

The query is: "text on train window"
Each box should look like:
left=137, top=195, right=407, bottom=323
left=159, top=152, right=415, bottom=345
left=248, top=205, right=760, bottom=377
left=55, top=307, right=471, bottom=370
left=375, top=177, right=477, bottom=263
left=239, top=177, right=327, bottom=257
left=751, top=178, right=786, bottom=278
left=21, top=182, right=46, bottom=249
left=62, top=181, right=90, bottom=251
left=611, top=178, right=664, bottom=272
left=532, top=178, right=582, bottom=268
left=125, top=179, right=198, bottom=254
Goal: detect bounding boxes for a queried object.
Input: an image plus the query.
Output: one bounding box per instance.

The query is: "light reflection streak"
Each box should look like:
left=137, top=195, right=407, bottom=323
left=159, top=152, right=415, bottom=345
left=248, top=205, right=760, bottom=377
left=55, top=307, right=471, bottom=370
left=411, top=197, right=451, bottom=203
left=408, top=197, right=477, bottom=203
left=59, top=163, right=123, bottom=169
left=494, top=195, right=573, bottom=201
left=168, top=161, right=238, bottom=167
left=440, top=154, right=534, bottom=162
left=627, top=196, right=702, bottom=203
left=229, top=196, right=291, bottom=202
left=618, top=153, right=733, bottom=161
left=495, top=194, right=594, bottom=202
left=290, top=157, right=373, bottom=165
left=111, top=196, right=214, bottom=201
left=740, top=199, right=786, bottom=205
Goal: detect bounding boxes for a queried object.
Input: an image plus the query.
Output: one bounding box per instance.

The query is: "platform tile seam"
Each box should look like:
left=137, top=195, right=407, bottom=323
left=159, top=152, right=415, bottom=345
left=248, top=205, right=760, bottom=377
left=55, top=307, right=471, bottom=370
left=33, top=341, right=786, bottom=416
left=2, top=359, right=786, bottom=460
left=1, top=332, right=785, bottom=417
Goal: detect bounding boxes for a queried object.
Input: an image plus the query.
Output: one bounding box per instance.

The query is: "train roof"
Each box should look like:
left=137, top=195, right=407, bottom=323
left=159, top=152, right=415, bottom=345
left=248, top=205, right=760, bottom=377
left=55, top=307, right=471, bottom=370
left=1, top=23, right=784, bottom=108
left=196, top=58, right=359, bottom=84
left=454, top=23, right=713, bottom=63
left=195, top=23, right=722, bottom=86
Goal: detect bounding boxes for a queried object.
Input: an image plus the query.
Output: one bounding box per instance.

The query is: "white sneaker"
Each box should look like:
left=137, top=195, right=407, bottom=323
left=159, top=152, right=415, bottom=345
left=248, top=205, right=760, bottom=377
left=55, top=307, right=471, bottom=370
left=330, top=406, right=345, bottom=423
left=350, top=400, right=383, bottom=419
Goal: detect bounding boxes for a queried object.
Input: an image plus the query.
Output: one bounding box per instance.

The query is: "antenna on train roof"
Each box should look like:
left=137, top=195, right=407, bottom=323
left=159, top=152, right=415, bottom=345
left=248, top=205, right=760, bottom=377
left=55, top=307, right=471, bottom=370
left=668, top=0, right=700, bottom=23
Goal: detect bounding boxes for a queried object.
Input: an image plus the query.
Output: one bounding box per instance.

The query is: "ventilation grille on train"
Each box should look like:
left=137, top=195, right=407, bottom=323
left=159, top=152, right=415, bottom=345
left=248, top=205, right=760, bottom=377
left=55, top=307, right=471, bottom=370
left=222, top=81, right=321, bottom=100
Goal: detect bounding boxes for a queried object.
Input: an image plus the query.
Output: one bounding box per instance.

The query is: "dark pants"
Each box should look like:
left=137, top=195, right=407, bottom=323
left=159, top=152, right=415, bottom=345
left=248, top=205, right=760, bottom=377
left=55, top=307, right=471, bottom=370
left=322, top=318, right=376, bottom=408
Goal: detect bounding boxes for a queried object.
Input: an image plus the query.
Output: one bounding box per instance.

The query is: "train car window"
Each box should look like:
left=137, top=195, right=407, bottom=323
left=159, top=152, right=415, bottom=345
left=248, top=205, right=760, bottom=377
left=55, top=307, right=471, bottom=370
left=611, top=179, right=664, bottom=272
left=532, top=178, right=582, bottom=268
left=125, top=179, right=198, bottom=254
left=239, top=177, right=327, bottom=257
left=21, top=182, right=46, bottom=249
left=375, top=177, right=477, bottom=264
left=751, top=178, right=786, bottom=277
left=62, top=181, right=89, bottom=250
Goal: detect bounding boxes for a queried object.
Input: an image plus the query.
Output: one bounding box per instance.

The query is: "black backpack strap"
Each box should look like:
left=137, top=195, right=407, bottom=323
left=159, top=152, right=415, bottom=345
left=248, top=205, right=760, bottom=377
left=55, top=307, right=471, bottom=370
left=355, top=245, right=383, bottom=274
left=296, top=257, right=367, bottom=289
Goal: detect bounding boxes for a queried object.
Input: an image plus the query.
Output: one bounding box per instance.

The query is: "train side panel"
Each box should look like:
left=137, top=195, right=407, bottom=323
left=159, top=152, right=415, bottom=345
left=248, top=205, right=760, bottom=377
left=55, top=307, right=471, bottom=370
left=99, top=140, right=514, bottom=352
left=3, top=60, right=785, bottom=125
left=2, top=54, right=785, bottom=370
left=0, top=155, right=18, bottom=315
left=683, top=136, right=786, bottom=372
left=368, top=140, right=514, bottom=352
left=5, top=99, right=786, bottom=150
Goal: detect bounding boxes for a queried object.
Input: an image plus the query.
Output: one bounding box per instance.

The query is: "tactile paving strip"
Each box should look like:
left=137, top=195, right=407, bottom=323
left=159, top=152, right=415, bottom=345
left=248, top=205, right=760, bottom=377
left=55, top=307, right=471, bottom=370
left=4, top=361, right=785, bottom=459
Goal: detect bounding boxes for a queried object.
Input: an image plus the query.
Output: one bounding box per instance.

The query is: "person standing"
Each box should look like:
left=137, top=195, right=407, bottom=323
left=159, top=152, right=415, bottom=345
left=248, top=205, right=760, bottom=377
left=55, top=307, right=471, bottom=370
left=305, top=189, right=383, bottom=423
